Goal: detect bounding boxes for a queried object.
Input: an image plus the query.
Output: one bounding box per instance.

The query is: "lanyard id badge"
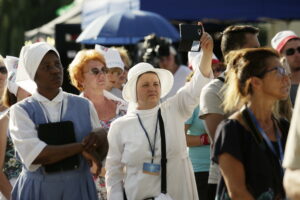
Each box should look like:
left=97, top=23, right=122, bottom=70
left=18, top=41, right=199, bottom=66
left=143, top=162, right=161, bottom=176
left=137, top=112, right=161, bottom=176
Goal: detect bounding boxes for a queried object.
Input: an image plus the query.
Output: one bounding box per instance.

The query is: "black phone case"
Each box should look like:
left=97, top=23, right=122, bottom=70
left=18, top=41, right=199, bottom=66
left=37, top=121, right=80, bottom=173
left=178, top=24, right=203, bottom=52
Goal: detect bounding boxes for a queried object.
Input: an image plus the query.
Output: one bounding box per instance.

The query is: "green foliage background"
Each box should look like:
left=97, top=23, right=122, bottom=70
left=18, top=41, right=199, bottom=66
left=0, top=0, right=72, bottom=57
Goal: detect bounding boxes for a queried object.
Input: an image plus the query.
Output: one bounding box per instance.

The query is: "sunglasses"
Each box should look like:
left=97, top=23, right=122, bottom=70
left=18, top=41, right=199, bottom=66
left=259, top=66, right=288, bottom=77
left=285, top=47, right=300, bottom=56
left=85, top=67, right=108, bottom=76
left=0, top=66, right=7, bottom=74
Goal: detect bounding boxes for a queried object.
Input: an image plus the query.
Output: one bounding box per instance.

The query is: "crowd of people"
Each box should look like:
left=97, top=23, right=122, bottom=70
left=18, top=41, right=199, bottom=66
left=0, top=24, right=300, bottom=200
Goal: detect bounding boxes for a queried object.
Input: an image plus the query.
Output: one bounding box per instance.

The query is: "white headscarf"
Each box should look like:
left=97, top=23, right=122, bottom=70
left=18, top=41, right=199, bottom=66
left=95, top=44, right=124, bottom=71
left=122, top=62, right=173, bottom=112
left=16, top=42, right=59, bottom=94
left=4, top=56, right=19, bottom=95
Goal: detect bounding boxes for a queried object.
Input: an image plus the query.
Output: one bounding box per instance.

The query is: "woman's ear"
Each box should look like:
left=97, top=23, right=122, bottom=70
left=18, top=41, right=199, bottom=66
left=250, top=76, right=262, bottom=91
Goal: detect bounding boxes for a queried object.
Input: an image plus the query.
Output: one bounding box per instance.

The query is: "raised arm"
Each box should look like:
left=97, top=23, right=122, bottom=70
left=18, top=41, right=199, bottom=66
left=198, top=27, right=214, bottom=77
left=172, top=29, right=213, bottom=120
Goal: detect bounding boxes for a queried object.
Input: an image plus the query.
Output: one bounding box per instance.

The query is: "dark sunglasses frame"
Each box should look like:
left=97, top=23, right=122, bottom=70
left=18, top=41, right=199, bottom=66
left=89, top=67, right=108, bottom=75
left=0, top=66, right=7, bottom=74
left=285, top=47, right=300, bottom=56
left=257, top=66, right=287, bottom=78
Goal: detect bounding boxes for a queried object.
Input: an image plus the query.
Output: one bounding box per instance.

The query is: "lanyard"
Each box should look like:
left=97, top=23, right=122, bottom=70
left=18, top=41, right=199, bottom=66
left=137, top=112, right=159, bottom=163
left=246, top=107, right=284, bottom=163
left=38, top=100, right=64, bottom=123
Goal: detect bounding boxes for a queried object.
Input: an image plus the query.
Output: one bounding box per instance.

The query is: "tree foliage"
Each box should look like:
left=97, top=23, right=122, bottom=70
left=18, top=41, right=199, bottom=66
left=0, top=0, right=72, bottom=56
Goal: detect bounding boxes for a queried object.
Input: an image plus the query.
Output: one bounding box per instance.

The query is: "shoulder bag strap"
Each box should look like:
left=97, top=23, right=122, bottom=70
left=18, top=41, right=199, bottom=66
left=158, top=108, right=167, bottom=194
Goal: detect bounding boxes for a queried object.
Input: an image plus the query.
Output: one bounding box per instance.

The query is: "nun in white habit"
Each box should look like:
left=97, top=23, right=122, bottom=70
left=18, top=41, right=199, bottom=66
left=105, top=32, right=213, bottom=200
left=9, top=42, right=107, bottom=200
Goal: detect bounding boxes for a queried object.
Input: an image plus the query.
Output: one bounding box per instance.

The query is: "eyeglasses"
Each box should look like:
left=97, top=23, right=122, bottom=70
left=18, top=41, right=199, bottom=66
left=285, top=47, right=300, bottom=56
left=259, top=66, right=288, bottom=77
left=85, top=67, right=108, bottom=75
left=0, top=66, right=7, bottom=74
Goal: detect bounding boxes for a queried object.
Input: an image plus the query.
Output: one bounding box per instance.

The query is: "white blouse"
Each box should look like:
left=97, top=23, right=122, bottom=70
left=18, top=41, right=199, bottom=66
left=105, top=69, right=212, bottom=200
left=9, top=89, right=100, bottom=171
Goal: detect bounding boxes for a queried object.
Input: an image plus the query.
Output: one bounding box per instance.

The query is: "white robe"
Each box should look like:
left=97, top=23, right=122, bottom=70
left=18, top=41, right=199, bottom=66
left=105, top=69, right=212, bottom=200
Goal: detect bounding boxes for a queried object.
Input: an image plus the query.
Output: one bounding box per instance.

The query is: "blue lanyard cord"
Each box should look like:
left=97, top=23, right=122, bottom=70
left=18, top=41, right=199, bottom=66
left=246, top=107, right=284, bottom=163
left=137, top=113, right=159, bottom=163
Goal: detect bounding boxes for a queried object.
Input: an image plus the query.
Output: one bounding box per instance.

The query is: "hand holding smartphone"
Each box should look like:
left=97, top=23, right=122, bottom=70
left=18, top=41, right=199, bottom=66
left=178, top=23, right=203, bottom=52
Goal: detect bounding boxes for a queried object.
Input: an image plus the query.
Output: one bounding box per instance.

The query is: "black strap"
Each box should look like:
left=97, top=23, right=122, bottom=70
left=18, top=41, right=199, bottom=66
left=158, top=108, right=167, bottom=194
left=217, top=76, right=225, bottom=82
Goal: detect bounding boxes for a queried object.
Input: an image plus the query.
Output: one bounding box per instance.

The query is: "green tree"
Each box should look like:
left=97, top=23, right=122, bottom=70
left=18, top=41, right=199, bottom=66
left=0, top=0, right=72, bottom=56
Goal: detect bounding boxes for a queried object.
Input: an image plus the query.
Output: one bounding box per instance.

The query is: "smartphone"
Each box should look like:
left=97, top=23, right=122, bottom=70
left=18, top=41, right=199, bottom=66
left=178, top=24, right=203, bottom=52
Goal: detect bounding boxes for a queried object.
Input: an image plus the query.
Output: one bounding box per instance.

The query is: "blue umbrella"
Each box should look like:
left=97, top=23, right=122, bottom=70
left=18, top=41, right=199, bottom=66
left=76, top=10, right=180, bottom=45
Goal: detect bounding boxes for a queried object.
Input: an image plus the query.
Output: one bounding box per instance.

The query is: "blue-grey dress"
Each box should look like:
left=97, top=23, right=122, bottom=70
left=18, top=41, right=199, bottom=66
left=11, top=93, right=98, bottom=200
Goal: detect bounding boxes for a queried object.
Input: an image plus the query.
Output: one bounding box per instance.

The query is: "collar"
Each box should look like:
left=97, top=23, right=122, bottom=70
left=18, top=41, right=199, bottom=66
left=134, top=105, right=160, bottom=116
left=32, top=88, right=64, bottom=103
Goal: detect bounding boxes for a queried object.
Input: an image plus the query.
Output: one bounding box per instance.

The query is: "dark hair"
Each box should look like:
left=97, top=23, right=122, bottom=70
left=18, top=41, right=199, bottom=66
left=223, top=48, right=279, bottom=112
left=140, top=34, right=180, bottom=68
left=2, top=87, right=17, bottom=108
left=221, top=25, right=259, bottom=58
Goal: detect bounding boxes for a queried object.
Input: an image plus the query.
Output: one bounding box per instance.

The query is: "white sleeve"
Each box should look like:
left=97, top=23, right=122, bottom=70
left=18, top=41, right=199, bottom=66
left=168, top=68, right=212, bottom=120
left=88, top=100, right=101, bottom=130
left=9, top=104, right=47, bottom=171
left=105, top=121, right=124, bottom=200
left=199, top=84, right=225, bottom=118
left=283, top=88, right=300, bottom=169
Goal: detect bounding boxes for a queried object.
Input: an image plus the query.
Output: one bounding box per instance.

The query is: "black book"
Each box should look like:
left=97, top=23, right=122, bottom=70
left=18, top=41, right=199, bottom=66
left=37, top=121, right=80, bottom=173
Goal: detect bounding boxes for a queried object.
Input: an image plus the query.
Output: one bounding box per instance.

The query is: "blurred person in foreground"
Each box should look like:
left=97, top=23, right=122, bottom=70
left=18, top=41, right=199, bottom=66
left=213, top=48, right=290, bottom=200
left=0, top=56, right=30, bottom=200
left=10, top=42, right=108, bottom=200
left=199, top=25, right=260, bottom=199
left=282, top=87, right=300, bottom=200
left=271, top=30, right=300, bottom=106
left=105, top=30, right=213, bottom=200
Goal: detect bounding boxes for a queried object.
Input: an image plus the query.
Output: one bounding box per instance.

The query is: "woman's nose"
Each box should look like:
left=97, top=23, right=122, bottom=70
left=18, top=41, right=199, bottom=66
left=282, top=73, right=291, bottom=84
left=51, top=65, right=62, bottom=73
left=149, top=85, right=157, bottom=91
